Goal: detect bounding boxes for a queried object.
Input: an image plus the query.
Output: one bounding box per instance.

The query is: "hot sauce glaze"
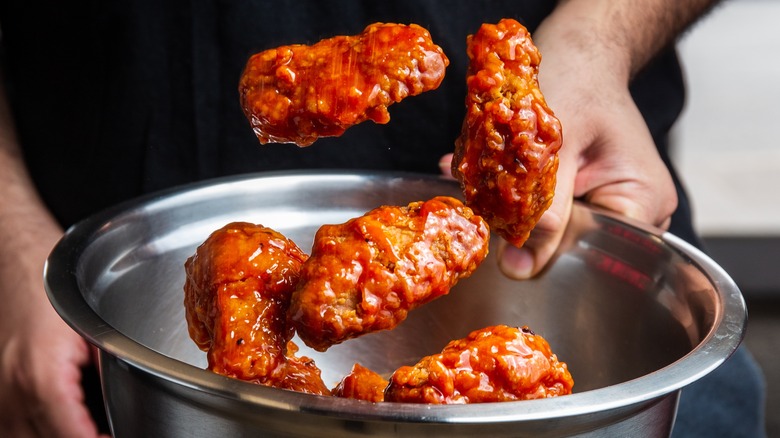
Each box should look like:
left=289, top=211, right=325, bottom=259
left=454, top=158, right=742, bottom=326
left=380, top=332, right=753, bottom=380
left=385, top=325, right=573, bottom=403
left=288, top=196, right=490, bottom=352
left=452, top=19, right=563, bottom=247
left=183, top=218, right=573, bottom=402
left=188, top=18, right=573, bottom=396
left=332, top=363, right=389, bottom=402
left=278, top=342, right=332, bottom=395
left=239, top=22, right=449, bottom=146
left=183, top=222, right=330, bottom=395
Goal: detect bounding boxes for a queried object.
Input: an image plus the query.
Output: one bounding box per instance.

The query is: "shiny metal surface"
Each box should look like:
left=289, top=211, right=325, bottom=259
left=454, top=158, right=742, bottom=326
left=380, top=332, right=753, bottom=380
left=44, top=171, right=746, bottom=437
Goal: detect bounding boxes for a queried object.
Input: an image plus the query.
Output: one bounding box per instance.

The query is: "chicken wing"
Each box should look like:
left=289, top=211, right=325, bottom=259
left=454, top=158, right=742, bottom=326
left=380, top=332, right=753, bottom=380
left=277, top=341, right=332, bottom=395
left=332, top=363, right=389, bottom=402
left=452, top=18, right=563, bottom=247
left=385, top=325, right=573, bottom=403
left=239, top=22, right=449, bottom=146
left=183, top=222, right=329, bottom=394
left=288, top=196, right=490, bottom=352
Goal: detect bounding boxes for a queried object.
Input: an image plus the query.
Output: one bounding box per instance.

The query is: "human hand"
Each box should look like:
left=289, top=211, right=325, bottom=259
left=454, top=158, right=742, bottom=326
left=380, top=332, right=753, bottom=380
left=0, top=240, right=109, bottom=437
left=440, top=11, right=678, bottom=280
left=498, top=6, right=680, bottom=280
left=497, top=63, right=677, bottom=279
left=0, top=75, right=109, bottom=437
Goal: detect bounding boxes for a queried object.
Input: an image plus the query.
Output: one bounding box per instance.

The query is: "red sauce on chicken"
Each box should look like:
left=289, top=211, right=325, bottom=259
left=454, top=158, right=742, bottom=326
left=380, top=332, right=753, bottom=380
left=385, top=325, right=573, bottom=403
left=239, top=22, right=449, bottom=146
left=452, top=18, right=563, bottom=247
left=288, top=196, right=490, bottom=352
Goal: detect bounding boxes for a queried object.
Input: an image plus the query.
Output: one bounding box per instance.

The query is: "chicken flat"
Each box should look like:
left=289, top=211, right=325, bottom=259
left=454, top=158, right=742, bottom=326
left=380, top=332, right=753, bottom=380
left=239, top=22, right=449, bottom=146
left=452, top=18, right=563, bottom=247
left=288, top=196, right=490, bottom=352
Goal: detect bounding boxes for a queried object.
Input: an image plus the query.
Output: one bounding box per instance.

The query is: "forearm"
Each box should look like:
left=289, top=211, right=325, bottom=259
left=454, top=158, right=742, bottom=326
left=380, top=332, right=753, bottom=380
left=539, top=0, right=721, bottom=81
left=0, top=84, right=62, bottom=301
left=0, top=81, right=102, bottom=438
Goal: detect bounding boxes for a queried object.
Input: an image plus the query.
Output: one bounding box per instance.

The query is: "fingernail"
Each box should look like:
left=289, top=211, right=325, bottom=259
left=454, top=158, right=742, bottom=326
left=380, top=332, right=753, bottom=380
left=438, top=155, right=454, bottom=179
left=500, top=246, right=534, bottom=280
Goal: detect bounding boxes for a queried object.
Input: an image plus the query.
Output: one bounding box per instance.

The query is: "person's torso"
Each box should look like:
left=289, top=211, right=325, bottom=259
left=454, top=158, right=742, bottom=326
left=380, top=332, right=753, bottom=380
left=0, top=0, right=681, bottom=227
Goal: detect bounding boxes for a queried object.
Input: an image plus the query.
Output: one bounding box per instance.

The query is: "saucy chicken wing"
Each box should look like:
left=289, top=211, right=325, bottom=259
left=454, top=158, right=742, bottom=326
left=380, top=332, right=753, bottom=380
left=183, top=222, right=329, bottom=394
left=332, top=363, right=389, bottom=403
left=239, top=22, right=449, bottom=146
left=385, top=325, right=573, bottom=403
left=288, top=196, right=490, bottom=352
left=277, top=341, right=332, bottom=395
left=452, top=18, right=563, bottom=247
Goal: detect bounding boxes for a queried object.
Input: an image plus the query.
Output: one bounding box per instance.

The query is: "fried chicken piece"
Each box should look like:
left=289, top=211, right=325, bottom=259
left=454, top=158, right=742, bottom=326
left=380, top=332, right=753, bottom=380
left=288, top=196, right=490, bottom=352
left=385, top=325, right=573, bottom=404
left=277, top=341, right=332, bottom=395
left=332, top=363, right=389, bottom=403
left=183, top=222, right=329, bottom=395
left=239, top=22, right=449, bottom=146
left=452, top=19, right=563, bottom=247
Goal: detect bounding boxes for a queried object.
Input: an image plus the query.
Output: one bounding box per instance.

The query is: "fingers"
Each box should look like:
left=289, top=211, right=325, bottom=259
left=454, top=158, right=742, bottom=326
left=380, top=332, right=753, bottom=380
left=580, top=177, right=676, bottom=230
left=34, top=335, right=102, bottom=438
left=440, top=148, right=577, bottom=280
left=571, top=102, right=678, bottom=230
left=35, top=364, right=101, bottom=438
left=438, top=153, right=455, bottom=179
left=498, top=142, right=578, bottom=280
left=440, top=101, right=677, bottom=283
left=0, top=312, right=104, bottom=438
left=1, top=360, right=101, bottom=438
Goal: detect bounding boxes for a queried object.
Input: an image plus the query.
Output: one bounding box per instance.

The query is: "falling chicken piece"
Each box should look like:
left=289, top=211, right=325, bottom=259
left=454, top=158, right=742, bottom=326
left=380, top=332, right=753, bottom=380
left=239, top=22, right=449, bottom=146
left=288, top=196, right=490, bottom=352
left=452, top=18, right=563, bottom=247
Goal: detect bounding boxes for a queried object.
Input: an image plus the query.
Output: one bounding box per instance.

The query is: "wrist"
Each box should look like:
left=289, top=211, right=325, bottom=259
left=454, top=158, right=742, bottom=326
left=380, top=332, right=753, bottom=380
left=538, top=0, right=719, bottom=80
left=533, top=0, right=633, bottom=85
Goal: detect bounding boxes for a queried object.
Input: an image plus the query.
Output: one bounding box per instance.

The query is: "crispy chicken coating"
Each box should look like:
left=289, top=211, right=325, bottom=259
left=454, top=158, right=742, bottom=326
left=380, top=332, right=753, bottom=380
left=183, top=222, right=329, bottom=395
left=385, top=325, right=573, bottom=403
left=332, top=363, right=389, bottom=403
left=452, top=19, right=563, bottom=247
left=288, top=196, right=490, bottom=352
left=277, top=341, right=332, bottom=395
left=239, top=22, right=449, bottom=146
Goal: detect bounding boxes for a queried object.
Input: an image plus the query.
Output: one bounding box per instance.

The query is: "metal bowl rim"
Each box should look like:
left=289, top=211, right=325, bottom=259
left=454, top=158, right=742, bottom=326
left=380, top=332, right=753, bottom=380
left=43, top=169, right=746, bottom=424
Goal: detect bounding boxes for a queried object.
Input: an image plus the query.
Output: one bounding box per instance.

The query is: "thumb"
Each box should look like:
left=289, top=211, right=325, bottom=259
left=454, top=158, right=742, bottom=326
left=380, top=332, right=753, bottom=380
left=440, top=150, right=576, bottom=280
left=438, top=153, right=455, bottom=179
left=497, top=152, right=577, bottom=280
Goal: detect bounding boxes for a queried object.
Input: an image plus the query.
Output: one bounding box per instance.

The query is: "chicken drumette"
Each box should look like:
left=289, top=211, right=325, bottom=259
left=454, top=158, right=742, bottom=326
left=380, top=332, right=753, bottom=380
left=288, top=196, right=490, bottom=352
left=183, top=222, right=329, bottom=395
left=239, top=22, right=449, bottom=146
left=452, top=19, right=563, bottom=247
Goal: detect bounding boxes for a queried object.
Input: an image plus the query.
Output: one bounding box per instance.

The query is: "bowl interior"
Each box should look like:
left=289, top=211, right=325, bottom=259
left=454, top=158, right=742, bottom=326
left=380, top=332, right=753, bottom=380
left=56, top=171, right=740, bottom=405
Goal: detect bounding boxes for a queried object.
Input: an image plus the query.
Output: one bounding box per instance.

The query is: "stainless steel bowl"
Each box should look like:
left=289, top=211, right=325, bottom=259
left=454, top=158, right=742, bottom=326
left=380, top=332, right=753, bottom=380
left=44, top=171, right=745, bottom=437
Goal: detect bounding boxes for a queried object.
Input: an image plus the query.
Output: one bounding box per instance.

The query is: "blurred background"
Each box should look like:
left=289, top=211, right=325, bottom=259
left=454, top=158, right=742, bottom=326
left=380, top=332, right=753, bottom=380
left=671, top=0, right=779, bottom=435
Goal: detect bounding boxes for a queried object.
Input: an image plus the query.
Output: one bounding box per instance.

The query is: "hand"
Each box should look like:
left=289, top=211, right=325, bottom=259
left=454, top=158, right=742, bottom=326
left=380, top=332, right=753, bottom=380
left=0, top=235, right=109, bottom=438
left=496, top=58, right=677, bottom=279
left=497, top=5, right=680, bottom=280
left=440, top=9, right=678, bottom=280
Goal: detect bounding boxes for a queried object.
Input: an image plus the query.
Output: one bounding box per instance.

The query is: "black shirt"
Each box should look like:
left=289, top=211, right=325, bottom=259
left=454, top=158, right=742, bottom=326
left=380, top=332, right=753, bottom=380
left=0, top=0, right=692, bottom=243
